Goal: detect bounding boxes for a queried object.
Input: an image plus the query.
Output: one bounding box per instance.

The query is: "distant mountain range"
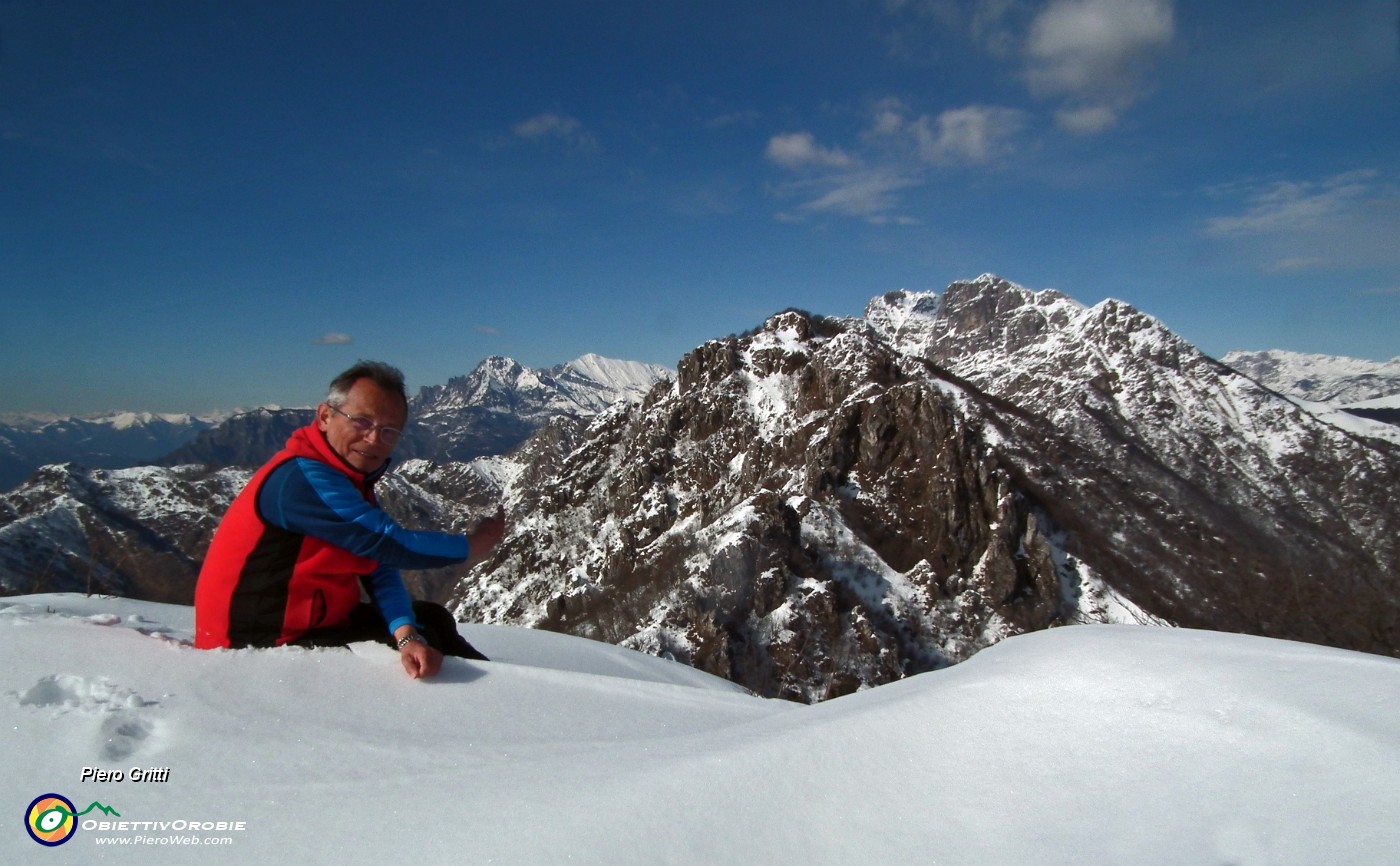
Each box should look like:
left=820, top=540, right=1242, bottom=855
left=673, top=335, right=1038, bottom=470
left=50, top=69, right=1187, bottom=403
left=0, top=354, right=670, bottom=487
left=1222, top=349, right=1400, bottom=404
left=0, top=411, right=225, bottom=490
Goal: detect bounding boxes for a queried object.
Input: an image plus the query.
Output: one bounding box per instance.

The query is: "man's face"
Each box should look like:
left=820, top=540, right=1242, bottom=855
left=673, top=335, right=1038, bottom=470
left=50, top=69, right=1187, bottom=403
left=315, top=378, right=408, bottom=474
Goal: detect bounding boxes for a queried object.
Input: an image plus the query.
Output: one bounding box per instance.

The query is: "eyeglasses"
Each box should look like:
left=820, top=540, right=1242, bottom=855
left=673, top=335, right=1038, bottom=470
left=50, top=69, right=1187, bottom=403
left=327, top=405, right=403, bottom=445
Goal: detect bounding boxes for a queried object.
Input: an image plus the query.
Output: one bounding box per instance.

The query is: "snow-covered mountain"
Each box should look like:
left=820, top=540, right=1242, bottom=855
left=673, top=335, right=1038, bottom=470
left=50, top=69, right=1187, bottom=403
left=410, top=354, right=670, bottom=461
left=453, top=276, right=1399, bottom=701
left=152, top=354, right=670, bottom=470
left=1223, top=348, right=1400, bottom=404
left=5, top=282, right=1396, bottom=705
left=5, top=593, right=1399, bottom=865
left=0, top=412, right=224, bottom=490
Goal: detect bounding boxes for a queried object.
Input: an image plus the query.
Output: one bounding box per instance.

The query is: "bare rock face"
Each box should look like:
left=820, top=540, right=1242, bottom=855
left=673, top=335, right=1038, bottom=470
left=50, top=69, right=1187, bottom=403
left=456, top=278, right=1400, bottom=702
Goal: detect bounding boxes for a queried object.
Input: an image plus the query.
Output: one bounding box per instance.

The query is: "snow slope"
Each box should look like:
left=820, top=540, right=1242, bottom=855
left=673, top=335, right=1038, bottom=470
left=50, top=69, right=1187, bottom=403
left=5, top=594, right=1398, bottom=864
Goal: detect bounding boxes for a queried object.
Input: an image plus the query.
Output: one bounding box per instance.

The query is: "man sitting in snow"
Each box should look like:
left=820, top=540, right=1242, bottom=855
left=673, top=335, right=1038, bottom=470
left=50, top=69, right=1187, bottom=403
left=194, top=361, right=497, bottom=679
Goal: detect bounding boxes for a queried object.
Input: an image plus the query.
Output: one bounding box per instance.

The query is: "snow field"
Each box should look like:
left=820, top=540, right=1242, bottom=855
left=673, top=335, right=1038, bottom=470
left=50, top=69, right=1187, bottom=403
left=4, top=594, right=1398, bottom=864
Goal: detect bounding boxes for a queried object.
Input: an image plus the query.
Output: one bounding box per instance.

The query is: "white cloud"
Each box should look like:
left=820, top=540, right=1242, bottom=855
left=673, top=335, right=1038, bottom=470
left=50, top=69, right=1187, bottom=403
left=765, top=132, right=854, bottom=170
left=763, top=101, right=1027, bottom=224
left=1026, top=0, right=1175, bottom=95
left=511, top=112, right=597, bottom=149
left=877, top=0, right=1176, bottom=134
left=914, top=105, right=1027, bottom=165
left=312, top=332, right=353, bottom=346
left=1024, top=0, right=1175, bottom=132
left=869, top=101, right=1026, bottom=166
left=1054, top=104, right=1119, bottom=135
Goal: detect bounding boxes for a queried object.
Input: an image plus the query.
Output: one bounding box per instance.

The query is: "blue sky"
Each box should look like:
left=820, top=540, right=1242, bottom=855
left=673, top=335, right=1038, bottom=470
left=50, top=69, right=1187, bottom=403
left=3, top=0, right=1397, bottom=415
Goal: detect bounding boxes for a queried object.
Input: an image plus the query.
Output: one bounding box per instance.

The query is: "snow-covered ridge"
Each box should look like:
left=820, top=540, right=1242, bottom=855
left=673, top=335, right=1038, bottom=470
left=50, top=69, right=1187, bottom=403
left=561, top=353, right=671, bottom=395
left=462, top=274, right=1398, bottom=701
left=1224, top=348, right=1400, bottom=403
left=0, top=410, right=232, bottom=431
left=414, top=353, right=670, bottom=418
left=4, top=593, right=1398, bottom=864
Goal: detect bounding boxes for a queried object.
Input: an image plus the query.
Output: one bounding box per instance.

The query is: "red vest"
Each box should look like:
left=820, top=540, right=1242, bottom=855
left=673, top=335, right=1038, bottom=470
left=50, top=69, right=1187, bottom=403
left=194, top=425, right=380, bottom=649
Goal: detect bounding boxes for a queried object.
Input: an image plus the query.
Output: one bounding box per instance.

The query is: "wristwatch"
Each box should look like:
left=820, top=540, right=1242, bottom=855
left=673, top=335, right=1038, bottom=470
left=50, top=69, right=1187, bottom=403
left=397, top=633, right=427, bottom=649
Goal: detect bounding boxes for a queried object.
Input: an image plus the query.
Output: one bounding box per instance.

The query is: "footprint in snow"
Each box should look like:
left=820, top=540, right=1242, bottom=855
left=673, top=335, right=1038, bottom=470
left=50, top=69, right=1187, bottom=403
left=11, top=674, right=163, bottom=761
left=99, top=713, right=155, bottom=760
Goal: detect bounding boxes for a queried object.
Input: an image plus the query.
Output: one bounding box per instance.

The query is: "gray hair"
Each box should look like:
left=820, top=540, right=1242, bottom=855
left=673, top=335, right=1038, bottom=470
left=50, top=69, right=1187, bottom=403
left=326, top=361, right=408, bottom=410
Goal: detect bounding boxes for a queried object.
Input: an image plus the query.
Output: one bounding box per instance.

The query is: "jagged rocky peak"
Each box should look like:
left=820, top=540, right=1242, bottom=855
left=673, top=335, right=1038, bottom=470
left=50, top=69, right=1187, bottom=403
left=861, top=274, right=1087, bottom=361
left=457, top=304, right=1078, bottom=702
left=456, top=277, right=1400, bottom=702
left=867, top=274, right=1185, bottom=363
left=862, top=289, right=941, bottom=344
left=415, top=357, right=535, bottom=412
left=936, top=274, right=1074, bottom=342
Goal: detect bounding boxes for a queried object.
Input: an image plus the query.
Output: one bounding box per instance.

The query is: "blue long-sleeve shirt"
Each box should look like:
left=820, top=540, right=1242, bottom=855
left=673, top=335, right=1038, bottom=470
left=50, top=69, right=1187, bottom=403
left=257, top=457, right=469, bottom=636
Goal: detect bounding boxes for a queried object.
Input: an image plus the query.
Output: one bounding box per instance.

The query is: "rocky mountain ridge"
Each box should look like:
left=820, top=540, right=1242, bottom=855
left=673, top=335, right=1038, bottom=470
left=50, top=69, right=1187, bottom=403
left=452, top=276, right=1399, bottom=701
left=0, top=452, right=509, bottom=605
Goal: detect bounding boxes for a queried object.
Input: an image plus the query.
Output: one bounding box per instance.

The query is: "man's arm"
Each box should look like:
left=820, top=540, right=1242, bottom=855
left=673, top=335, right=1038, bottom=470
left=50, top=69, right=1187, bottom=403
left=258, top=458, right=470, bottom=567
left=364, top=562, right=442, bottom=679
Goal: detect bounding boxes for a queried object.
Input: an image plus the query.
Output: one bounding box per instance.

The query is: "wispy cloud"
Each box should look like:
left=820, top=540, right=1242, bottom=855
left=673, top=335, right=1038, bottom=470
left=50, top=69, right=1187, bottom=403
left=1201, top=168, right=1400, bottom=274
left=763, top=99, right=1028, bottom=224
left=510, top=112, right=598, bottom=150
left=312, top=332, right=353, bottom=346
left=474, top=325, right=500, bottom=336
left=874, top=102, right=1027, bottom=166
left=705, top=110, right=762, bottom=130
left=777, top=169, right=923, bottom=224
left=765, top=132, right=854, bottom=170
left=1204, top=170, right=1379, bottom=237
left=1267, top=256, right=1326, bottom=272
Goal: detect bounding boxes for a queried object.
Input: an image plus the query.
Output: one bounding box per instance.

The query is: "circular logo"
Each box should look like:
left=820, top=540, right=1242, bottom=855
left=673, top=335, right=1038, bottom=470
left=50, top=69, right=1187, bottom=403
left=25, top=794, right=78, bottom=847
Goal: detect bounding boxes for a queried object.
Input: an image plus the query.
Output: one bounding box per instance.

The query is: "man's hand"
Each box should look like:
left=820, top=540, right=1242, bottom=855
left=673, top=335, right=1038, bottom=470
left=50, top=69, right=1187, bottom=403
left=394, top=626, right=443, bottom=679
left=467, top=506, right=506, bottom=568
